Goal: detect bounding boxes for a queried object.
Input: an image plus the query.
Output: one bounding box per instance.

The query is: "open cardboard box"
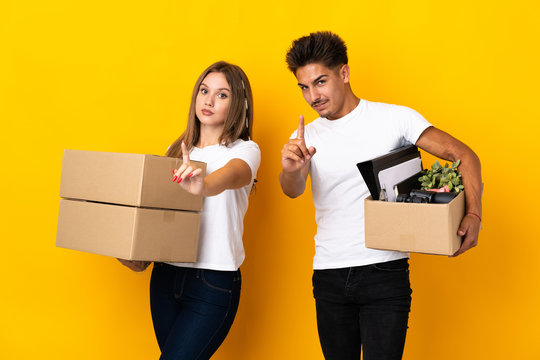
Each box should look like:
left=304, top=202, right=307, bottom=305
left=364, top=191, right=465, bottom=255
left=57, top=150, right=205, bottom=262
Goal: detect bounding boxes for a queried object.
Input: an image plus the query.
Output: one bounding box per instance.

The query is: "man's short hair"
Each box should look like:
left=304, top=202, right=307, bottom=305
left=286, top=31, right=348, bottom=74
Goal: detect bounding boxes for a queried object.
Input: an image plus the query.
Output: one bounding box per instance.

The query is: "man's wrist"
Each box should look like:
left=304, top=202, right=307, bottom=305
left=466, top=211, right=482, bottom=222
left=280, top=169, right=302, bottom=179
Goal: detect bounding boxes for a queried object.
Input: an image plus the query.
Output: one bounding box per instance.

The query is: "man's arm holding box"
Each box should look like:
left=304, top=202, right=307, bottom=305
left=416, top=126, right=483, bottom=257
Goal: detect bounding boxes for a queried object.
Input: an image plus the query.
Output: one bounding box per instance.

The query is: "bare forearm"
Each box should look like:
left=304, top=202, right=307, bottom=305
left=436, top=135, right=482, bottom=215
left=417, top=127, right=483, bottom=215
left=279, top=170, right=306, bottom=198
left=436, top=144, right=482, bottom=215
left=454, top=148, right=482, bottom=215
left=203, top=172, right=231, bottom=197
left=203, top=160, right=252, bottom=197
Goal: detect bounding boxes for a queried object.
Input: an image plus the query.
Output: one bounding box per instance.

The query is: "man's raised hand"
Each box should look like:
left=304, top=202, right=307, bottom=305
left=281, top=115, right=316, bottom=173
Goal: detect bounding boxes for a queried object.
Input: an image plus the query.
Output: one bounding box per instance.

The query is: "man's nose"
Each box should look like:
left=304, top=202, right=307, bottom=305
left=309, top=87, right=320, bottom=102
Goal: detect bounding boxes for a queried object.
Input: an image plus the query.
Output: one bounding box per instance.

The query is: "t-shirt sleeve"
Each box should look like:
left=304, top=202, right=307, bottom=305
left=230, top=140, right=261, bottom=180
left=394, top=105, right=432, bottom=146
left=290, top=130, right=298, bottom=139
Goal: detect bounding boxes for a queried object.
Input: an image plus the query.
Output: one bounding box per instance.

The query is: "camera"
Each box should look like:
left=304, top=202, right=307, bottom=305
left=395, top=189, right=457, bottom=204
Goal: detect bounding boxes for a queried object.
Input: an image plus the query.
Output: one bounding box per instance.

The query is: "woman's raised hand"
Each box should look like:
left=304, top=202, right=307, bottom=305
left=172, top=141, right=204, bottom=195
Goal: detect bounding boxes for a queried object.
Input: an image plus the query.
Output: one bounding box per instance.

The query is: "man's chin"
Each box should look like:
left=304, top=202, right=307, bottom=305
left=315, top=109, right=331, bottom=118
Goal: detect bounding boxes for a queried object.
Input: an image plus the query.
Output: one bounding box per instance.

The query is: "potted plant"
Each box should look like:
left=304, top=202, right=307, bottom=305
left=419, top=160, right=464, bottom=193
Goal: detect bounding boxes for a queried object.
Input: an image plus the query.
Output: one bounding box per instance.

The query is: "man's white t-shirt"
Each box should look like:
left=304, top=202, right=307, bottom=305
left=292, top=99, right=432, bottom=270
left=169, top=139, right=260, bottom=271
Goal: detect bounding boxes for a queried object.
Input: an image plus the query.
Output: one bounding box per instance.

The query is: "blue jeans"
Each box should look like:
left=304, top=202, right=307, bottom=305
left=150, top=263, right=241, bottom=360
left=313, top=258, right=412, bottom=360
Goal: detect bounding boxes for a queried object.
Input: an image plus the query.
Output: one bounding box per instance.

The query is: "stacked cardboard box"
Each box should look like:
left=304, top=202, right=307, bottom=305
left=364, top=191, right=465, bottom=255
left=56, top=150, right=205, bottom=262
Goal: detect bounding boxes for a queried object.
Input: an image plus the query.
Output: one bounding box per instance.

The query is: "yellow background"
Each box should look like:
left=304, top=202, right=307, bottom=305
left=2, top=0, right=539, bottom=359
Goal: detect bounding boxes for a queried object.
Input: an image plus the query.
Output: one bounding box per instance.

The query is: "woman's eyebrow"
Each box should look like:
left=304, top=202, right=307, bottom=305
left=200, top=83, right=231, bottom=92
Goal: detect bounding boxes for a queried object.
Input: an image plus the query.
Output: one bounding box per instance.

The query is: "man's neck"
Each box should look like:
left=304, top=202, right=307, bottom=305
left=327, top=91, right=361, bottom=120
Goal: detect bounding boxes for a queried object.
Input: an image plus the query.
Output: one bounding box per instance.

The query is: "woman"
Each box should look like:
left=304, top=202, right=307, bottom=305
left=120, top=61, right=260, bottom=359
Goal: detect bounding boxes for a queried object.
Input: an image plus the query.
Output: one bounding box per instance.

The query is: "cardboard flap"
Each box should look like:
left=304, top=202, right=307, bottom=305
left=60, top=150, right=145, bottom=206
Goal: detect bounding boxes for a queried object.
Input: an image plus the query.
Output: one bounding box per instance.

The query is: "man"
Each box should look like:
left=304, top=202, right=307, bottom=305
left=279, top=31, right=482, bottom=360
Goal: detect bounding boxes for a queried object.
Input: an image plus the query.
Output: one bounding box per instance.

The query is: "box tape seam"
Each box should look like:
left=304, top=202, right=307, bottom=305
left=130, top=208, right=139, bottom=260
left=138, top=155, right=147, bottom=207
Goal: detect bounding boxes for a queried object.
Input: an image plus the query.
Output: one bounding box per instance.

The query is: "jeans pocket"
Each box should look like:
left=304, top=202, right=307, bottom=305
left=201, top=270, right=235, bottom=293
left=372, top=258, right=410, bottom=272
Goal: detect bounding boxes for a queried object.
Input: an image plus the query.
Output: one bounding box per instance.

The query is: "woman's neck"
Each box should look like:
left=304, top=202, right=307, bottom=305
left=197, top=124, right=224, bottom=148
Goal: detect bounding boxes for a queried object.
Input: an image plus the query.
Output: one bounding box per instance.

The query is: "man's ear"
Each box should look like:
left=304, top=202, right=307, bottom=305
left=340, top=64, right=350, bottom=84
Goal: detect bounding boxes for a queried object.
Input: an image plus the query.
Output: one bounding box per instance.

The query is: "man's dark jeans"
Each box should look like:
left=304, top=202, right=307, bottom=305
left=313, top=258, right=412, bottom=360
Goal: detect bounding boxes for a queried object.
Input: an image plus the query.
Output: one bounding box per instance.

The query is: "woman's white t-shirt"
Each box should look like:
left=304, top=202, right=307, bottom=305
left=169, top=139, right=260, bottom=271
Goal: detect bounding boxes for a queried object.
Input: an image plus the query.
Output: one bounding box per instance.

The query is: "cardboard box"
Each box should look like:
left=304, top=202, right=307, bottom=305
left=364, top=191, right=465, bottom=255
left=56, top=199, right=200, bottom=261
left=60, top=150, right=205, bottom=211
